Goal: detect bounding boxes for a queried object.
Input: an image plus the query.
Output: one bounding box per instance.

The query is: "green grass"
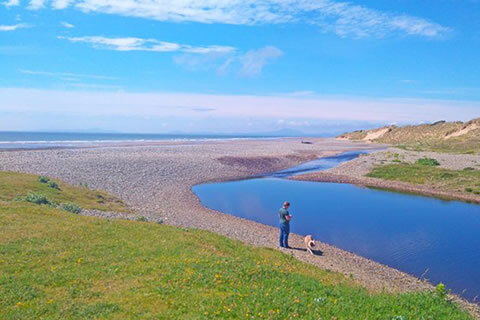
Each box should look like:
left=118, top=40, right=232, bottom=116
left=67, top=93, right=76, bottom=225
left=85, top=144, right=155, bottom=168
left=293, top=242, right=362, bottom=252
left=0, top=171, right=129, bottom=212
left=368, top=164, right=480, bottom=196
left=0, top=172, right=475, bottom=319
left=416, top=158, right=440, bottom=166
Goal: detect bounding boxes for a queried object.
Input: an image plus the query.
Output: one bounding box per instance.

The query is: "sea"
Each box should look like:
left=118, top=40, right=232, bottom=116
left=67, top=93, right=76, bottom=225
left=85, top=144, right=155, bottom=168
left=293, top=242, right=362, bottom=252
left=0, top=131, right=281, bottom=150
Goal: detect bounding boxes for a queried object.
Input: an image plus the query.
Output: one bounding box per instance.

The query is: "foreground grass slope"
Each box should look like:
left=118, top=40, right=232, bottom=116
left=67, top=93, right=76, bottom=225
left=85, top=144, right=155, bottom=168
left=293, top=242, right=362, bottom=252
left=0, top=173, right=474, bottom=319
left=338, top=118, right=480, bottom=154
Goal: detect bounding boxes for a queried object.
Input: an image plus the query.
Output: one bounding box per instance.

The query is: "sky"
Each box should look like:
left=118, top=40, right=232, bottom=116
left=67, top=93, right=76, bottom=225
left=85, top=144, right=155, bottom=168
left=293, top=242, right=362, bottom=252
left=1, top=0, right=480, bottom=134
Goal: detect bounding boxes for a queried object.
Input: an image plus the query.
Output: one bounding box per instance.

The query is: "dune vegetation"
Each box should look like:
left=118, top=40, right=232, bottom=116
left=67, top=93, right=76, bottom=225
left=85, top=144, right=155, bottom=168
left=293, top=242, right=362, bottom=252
left=0, top=172, right=475, bottom=319
left=338, top=118, right=480, bottom=154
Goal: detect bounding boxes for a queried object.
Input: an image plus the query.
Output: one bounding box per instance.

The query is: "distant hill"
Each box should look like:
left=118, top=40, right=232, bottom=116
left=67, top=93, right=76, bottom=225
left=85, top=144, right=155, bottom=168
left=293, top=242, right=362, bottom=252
left=337, top=118, right=480, bottom=154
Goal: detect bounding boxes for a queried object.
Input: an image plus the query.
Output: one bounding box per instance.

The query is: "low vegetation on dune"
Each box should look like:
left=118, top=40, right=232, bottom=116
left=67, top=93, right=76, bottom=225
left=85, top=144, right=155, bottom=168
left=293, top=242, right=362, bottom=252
left=368, top=162, right=480, bottom=196
left=0, top=172, right=475, bottom=319
left=338, top=118, right=480, bottom=154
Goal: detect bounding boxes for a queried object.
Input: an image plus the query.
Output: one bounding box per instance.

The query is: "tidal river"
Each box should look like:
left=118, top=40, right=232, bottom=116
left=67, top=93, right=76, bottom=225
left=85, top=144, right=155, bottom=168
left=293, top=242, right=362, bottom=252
left=193, top=151, right=480, bottom=302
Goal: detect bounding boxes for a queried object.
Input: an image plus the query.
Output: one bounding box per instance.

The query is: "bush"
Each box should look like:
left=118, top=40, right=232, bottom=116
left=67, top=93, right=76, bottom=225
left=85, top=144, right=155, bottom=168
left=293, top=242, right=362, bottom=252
left=439, top=172, right=456, bottom=179
left=38, top=176, right=50, bottom=183
left=47, top=181, right=60, bottom=189
left=416, top=158, right=440, bottom=166
left=25, top=193, right=51, bottom=205
left=136, top=216, right=148, bottom=222
left=463, top=167, right=475, bottom=171
left=465, top=188, right=473, bottom=193
left=436, top=283, right=447, bottom=299
left=60, top=203, right=82, bottom=214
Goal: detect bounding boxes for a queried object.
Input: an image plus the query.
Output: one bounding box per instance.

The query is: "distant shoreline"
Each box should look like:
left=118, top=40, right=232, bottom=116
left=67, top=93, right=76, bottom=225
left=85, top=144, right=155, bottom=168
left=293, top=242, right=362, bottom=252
left=0, top=136, right=298, bottom=152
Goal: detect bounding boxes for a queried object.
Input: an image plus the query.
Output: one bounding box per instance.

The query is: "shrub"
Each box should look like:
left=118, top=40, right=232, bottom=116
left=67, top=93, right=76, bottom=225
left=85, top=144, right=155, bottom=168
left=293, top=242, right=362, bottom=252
left=465, top=188, right=473, bottom=193
left=38, top=176, right=50, bottom=183
left=60, top=203, right=82, bottom=214
left=436, top=283, right=447, bottom=299
left=47, top=181, right=60, bottom=189
left=416, top=158, right=440, bottom=166
left=463, top=167, right=475, bottom=171
left=439, top=172, right=456, bottom=179
left=136, top=216, right=148, bottom=222
left=25, top=193, right=51, bottom=205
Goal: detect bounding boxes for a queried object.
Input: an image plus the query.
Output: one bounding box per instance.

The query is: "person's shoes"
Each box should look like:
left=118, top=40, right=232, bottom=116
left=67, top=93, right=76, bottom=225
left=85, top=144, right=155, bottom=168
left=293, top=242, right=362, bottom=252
left=285, top=246, right=291, bottom=249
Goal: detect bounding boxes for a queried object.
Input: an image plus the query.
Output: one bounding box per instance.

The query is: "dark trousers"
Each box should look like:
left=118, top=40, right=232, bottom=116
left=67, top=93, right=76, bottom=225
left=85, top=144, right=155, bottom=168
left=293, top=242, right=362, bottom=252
left=279, top=223, right=290, bottom=247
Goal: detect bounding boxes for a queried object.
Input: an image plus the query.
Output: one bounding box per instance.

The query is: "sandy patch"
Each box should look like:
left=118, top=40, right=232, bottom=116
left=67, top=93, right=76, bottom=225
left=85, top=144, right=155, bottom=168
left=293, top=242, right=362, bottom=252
left=445, top=123, right=479, bottom=139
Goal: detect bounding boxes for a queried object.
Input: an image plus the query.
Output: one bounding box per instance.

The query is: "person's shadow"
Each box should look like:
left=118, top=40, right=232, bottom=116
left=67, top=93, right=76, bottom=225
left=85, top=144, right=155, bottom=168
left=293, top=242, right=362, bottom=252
left=288, top=247, right=323, bottom=256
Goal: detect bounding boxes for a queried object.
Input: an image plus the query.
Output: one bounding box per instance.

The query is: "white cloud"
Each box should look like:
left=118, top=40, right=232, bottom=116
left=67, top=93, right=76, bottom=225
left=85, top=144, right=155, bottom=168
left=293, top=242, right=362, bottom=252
left=1, top=88, right=479, bottom=124
left=60, top=36, right=278, bottom=76
left=3, top=0, right=19, bottom=7
left=239, top=46, right=283, bottom=76
left=21, top=0, right=448, bottom=38
left=0, top=24, right=28, bottom=31
left=19, top=69, right=120, bottom=80
left=174, top=46, right=282, bottom=76
left=52, top=0, right=73, bottom=9
left=59, top=36, right=236, bottom=53
left=28, top=0, right=45, bottom=9
left=61, top=21, right=75, bottom=28
left=173, top=52, right=233, bottom=72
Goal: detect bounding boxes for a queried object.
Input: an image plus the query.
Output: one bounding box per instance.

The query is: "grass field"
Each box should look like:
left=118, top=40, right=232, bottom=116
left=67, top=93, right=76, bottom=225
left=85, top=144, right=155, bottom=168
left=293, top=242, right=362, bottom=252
left=0, top=172, right=475, bottom=319
left=367, top=164, right=480, bottom=196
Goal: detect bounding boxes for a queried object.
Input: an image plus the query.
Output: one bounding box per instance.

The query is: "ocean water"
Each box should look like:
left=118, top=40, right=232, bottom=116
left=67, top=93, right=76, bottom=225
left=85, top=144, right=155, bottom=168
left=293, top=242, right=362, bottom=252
left=0, top=132, right=272, bottom=150
left=193, top=152, right=480, bottom=302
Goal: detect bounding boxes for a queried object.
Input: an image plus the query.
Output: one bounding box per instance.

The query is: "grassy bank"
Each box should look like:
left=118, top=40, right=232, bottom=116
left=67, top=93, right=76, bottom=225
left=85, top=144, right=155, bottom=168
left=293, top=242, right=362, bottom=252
left=0, top=172, right=475, bottom=319
left=367, top=163, right=480, bottom=196
left=0, top=171, right=129, bottom=213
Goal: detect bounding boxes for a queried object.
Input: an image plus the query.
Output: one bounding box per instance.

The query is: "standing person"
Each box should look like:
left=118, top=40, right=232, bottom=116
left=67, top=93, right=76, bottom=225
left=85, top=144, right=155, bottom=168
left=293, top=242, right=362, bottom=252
left=279, top=201, right=292, bottom=248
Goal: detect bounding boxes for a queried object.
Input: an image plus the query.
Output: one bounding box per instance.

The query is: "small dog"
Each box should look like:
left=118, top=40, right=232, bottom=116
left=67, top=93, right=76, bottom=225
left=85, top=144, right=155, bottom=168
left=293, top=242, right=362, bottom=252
left=304, top=235, right=316, bottom=255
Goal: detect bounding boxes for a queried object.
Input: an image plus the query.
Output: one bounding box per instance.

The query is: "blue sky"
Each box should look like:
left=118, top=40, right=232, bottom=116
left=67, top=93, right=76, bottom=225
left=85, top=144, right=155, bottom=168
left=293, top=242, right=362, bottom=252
left=1, top=0, right=480, bottom=134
